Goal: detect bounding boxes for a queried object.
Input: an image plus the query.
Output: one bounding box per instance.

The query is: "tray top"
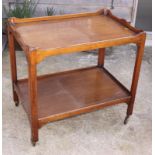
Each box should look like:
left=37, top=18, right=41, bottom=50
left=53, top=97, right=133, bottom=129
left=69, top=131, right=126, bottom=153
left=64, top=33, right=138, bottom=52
left=10, top=10, right=141, bottom=52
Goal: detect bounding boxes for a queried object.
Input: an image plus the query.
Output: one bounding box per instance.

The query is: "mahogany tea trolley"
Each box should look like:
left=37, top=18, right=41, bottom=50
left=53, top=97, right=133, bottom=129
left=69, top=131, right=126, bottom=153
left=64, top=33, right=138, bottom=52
left=8, top=9, right=146, bottom=145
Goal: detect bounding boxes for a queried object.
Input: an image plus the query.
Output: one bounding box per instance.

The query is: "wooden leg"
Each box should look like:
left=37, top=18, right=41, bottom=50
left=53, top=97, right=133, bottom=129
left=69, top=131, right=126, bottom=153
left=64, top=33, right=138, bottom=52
left=98, top=48, right=105, bottom=67
left=125, top=39, right=145, bottom=124
left=8, top=29, right=19, bottom=106
left=28, top=58, right=39, bottom=145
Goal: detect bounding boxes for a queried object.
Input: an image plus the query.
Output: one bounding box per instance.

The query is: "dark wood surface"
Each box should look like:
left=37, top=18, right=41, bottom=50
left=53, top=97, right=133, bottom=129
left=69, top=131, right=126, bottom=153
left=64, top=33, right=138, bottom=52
left=98, top=48, right=105, bottom=67
left=8, top=28, right=19, bottom=106
left=14, top=15, right=135, bottom=50
left=8, top=9, right=144, bottom=64
left=16, top=67, right=131, bottom=127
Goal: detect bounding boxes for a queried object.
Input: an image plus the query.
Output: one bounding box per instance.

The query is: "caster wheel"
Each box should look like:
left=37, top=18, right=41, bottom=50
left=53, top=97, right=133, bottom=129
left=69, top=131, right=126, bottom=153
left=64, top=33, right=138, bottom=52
left=15, top=101, right=19, bottom=107
left=124, top=115, right=130, bottom=125
left=31, top=141, right=36, bottom=146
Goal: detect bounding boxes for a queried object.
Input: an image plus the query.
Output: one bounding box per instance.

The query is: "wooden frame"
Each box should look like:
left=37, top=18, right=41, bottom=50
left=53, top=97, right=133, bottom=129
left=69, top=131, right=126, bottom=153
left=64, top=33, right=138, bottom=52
left=8, top=9, right=146, bottom=146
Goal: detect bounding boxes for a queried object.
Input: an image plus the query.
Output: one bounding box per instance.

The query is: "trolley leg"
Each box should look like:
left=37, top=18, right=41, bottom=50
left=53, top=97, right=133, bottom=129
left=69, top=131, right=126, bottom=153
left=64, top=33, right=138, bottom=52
left=98, top=48, right=105, bottom=67
left=125, top=37, right=146, bottom=124
left=8, top=29, right=19, bottom=106
left=28, top=55, right=39, bottom=146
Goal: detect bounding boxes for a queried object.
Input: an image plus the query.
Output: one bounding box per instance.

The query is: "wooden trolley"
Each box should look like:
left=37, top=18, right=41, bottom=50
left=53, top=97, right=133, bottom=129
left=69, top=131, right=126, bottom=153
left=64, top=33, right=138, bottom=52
left=8, top=9, right=146, bottom=145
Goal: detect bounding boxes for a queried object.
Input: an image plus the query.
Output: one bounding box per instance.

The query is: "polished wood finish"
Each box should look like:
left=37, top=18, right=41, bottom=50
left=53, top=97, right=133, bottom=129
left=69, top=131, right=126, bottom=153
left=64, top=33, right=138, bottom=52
left=98, top=48, right=105, bottom=67
left=8, top=8, right=146, bottom=145
left=16, top=67, right=131, bottom=127
left=13, top=15, right=135, bottom=50
left=28, top=53, right=39, bottom=144
left=127, top=38, right=146, bottom=115
left=8, top=27, right=19, bottom=106
left=8, top=9, right=144, bottom=64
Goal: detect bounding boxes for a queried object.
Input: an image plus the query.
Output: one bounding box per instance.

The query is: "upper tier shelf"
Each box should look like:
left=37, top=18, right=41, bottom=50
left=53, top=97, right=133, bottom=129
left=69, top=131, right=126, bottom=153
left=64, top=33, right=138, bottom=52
left=8, top=9, right=145, bottom=63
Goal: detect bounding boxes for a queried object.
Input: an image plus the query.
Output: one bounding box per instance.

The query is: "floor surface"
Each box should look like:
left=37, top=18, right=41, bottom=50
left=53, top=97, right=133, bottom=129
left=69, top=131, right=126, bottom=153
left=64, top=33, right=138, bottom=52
left=2, top=45, right=152, bottom=155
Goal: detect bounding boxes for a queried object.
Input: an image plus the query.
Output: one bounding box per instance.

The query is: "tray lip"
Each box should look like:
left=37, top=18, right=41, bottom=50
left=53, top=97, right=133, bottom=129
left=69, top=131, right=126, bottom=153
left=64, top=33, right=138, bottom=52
left=8, top=8, right=146, bottom=59
left=15, top=66, right=131, bottom=127
left=8, top=8, right=142, bottom=32
left=8, top=8, right=143, bottom=34
left=8, top=8, right=105, bottom=24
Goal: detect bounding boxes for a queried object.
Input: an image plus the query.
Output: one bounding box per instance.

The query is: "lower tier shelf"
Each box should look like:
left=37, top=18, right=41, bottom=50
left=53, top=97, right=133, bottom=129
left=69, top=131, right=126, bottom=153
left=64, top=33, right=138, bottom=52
left=15, top=66, right=131, bottom=127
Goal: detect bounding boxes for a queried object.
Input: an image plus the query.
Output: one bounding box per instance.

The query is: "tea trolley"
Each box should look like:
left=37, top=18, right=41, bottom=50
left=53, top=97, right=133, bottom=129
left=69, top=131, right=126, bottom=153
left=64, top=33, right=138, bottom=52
left=8, top=9, right=146, bottom=145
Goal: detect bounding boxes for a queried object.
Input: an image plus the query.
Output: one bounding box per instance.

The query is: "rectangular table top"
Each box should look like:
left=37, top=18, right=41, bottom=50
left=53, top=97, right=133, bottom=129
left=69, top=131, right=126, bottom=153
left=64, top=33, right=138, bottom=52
left=9, top=9, right=144, bottom=60
left=14, top=15, right=135, bottom=49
